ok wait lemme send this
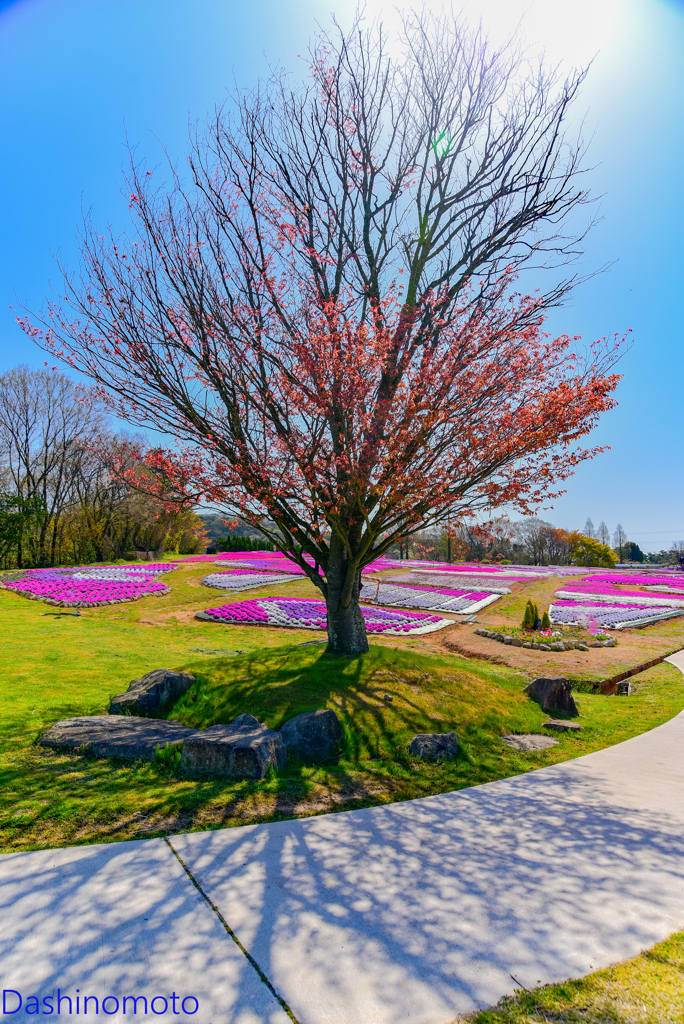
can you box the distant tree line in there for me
[199,515,276,553]
[389,517,682,568]
[0,366,207,568]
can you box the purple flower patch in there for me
[360,581,501,613]
[196,597,451,635]
[1,563,176,607]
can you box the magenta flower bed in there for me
[553,598,649,610]
[570,572,684,594]
[207,551,557,578]
[389,572,513,592]
[557,582,684,607]
[365,558,553,576]
[196,597,451,634]
[2,564,175,607]
[367,558,550,579]
[215,556,308,575]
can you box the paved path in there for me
[2,650,683,1023]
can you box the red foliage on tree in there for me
[19,12,625,653]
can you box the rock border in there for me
[474,627,616,652]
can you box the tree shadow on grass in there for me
[0,645,562,851]
[159,643,535,830]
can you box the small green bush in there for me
[154,741,183,769]
[521,599,540,630]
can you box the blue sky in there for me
[0,0,682,550]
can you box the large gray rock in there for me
[544,719,582,732]
[408,732,459,762]
[40,715,199,761]
[279,709,343,763]
[502,733,558,752]
[109,669,195,716]
[525,677,578,717]
[181,713,286,779]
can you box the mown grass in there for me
[2,560,684,1017]
[1,613,683,853]
[467,930,684,1022]
[1,558,683,854]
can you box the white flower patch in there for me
[360,582,502,614]
[201,571,299,592]
[555,589,684,609]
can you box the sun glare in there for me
[357,0,620,69]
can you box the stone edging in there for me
[474,627,616,652]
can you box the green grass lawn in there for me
[1,558,683,852]
[468,930,684,1023]
[2,561,684,1017]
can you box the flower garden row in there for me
[201,568,505,615]
[196,597,451,635]
[0,564,176,607]
[474,627,616,651]
[4,550,684,639]
[549,571,684,630]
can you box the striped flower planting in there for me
[570,572,684,595]
[196,597,451,634]
[388,572,513,593]
[556,586,684,609]
[360,581,501,613]
[549,599,682,630]
[202,569,300,591]
[215,556,308,575]
[1,563,175,607]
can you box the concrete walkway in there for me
[2,651,684,1023]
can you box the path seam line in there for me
[164,836,300,1024]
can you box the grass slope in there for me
[1,558,683,853]
[2,628,683,852]
[468,930,684,1023]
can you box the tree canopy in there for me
[22,11,624,652]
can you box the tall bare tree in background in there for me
[0,366,206,566]
[0,366,104,565]
[671,540,684,567]
[597,521,610,545]
[613,523,627,562]
[583,517,596,539]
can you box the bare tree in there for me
[518,518,560,565]
[597,520,610,544]
[25,11,623,653]
[583,517,596,539]
[671,540,684,567]
[0,366,105,566]
[613,523,627,562]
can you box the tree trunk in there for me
[325,542,369,655]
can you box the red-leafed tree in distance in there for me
[21,10,626,654]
